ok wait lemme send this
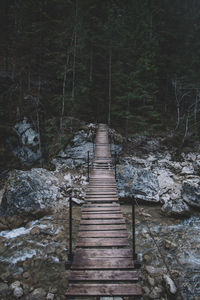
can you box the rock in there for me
[122,156,150,169]
[0,271,11,281]
[181,179,200,208]
[1,168,60,217]
[193,160,200,175]
[30,226,40,235]
[72,197,84,205]
[22,272,30,279]
[142,286,151,296]
[185,152,196,162]
[110,143,123,155]
[117,164,159,202]
[149,286,163,299]
[158,170,175,195]
[0,282,9,296]
[161,199,190,217]
[145,265,166,275]
[13,287,23,298]
[181,166,195,175]
[46,292,55,300]
[56,129,94,169]
[163,239,177,250]
[10,281,21,290]
[140,212,152,218]
[147,275,155,287]
[49,287,57,294]
[30,288,46,300]
[8,117,41,166]
[0,221,8,230]
[163,274,177,295]
[53,125,122,170]
[143,254,151,263]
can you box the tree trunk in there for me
[108,43,112,126]
[72,0,78,101]
[89,47,93,83]
[125,98,130,141]
[36,73,42,167]
[60,64,67,130]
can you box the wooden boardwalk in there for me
[66,124,142,298]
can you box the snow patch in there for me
[0,249,37,264]
[0,220,48,239]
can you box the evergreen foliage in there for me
[1,0,200,156]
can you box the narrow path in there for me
[66,124,142,298]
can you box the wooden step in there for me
[76,237,129,247]
[78,230,128,238]
[75,248,133,258]
[72,257,135,269]
[69,270,138,281]
[79,224,127,231]
[66,283,142,296]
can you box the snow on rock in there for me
[0,220,48,239]
[0,249,37,264]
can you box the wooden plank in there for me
[83,203,120,207]
[81,211,121,214]
[79,224,127,231]
[76,237,129,247]
[72,257,134,269]
[80,219,125,225]
[86,195,118,198]
[69,270,138,281]
[81,207,120,212]
[86,192,117,194]
[66,284,142,296]
[78,230,128,238]
[85,200,119,203]
[75,248,133,258]
[82,213,123,219]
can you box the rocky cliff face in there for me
[116,137,200,216]
[7,117,42,166]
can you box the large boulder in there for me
[7,117,41,166]
[55,128,95,169]
[181,179,200,208]
[53,124,122,169]
[161,199,190,217]
[117,164,159,202]
[1,168,61,217]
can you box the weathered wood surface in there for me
[74,248,133,258]
[80,218,125,224]
[78,230,128,238]
[69,270,138,281]
[66,124,141,298]
[72,257,135,269]
[76,237,129,247]
[79,224,127,231]
[67,283,142,296]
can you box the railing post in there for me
[92,137,95,154]
[114,151,117,180]
[132,200,136,259]
[66,193,73,268]
[87,150,90,181]
[132,199,141,269]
